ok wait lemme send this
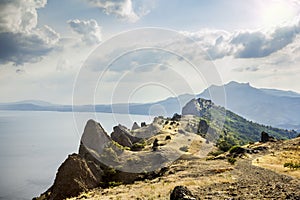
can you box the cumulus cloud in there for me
[68,19,102,45]
[183,18,300,60]
[86,0,152,22]
[0,0,60,65]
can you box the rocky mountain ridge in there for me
[35,114,209,200]
[35,98,299,200]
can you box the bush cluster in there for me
[284,162,300,170]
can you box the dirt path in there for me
[193,158,300,199]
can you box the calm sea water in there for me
[0,111,153,200]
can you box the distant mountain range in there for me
[1,81,300,131]
[199,81,300,131]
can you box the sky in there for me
[1,0,300,104]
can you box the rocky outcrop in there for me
[111,124,142,147]
[132,117,164,139]
[182,98,213,117]
[43,154,102,200]
[170,186,196,200]
[131,122,140,130]
[36,117,200,200]
[198,119,209,134]
[171,113,181,121]
[80,119,112,155]
[260,131,276,143]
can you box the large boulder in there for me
[111,125,141,147]
[80,119,112,155]
[260,131,276,143]
[45,154,102,200]
[170,186,196,200]
[198,119,209,134]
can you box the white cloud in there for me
[0,0,60,65]
[68,19,102,45]
[0,0,46,33]
[182,17,300,60]
[86,0,153,22]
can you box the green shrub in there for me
[131,141,146,151]
[284,162,300,170]
[208,150,224,157]
[227,157,236,165]
[217,140,233,152]
[112,141,130,151]
[108,181,122,188]
[229,146,244,154]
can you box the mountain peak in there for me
[226,81,250,87]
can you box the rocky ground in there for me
[68,137,300,200]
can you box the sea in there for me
[0,111,153,200]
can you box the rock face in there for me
[131,122,140,130]
[170,186,196,200]
[171,113,181,121]
[36,116,200,200]
[80,119,112,155]
[198,119,209,134]
[111,124,141,147]
[44,154,102,200]
[260,131,275,143]
[182,98,213,117]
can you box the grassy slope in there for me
[199,105,298,146]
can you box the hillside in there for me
[67,136,300,200]
[182,98,298,150]
[199,81,300,130]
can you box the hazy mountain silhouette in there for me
[1,81,300,130]
[199,81,300,130]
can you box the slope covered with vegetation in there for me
[189,98,298,152]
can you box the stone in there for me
[80,119,112,155]
[165,135,171,140]
[198,119,209,134]
[131,122,140,130]
[152,138,159,151]
[170,186,196,200]
[111,124,141,147]
[260,131,276,143]
[171,113,182,121]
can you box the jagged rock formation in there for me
[111,124,141,148]
[36,116,205,200]
[131,122,140,130]
[171,113,182,121]
[260,131,276,143]
[36,98,299,200]
[44,154,102,200]
[198,119,209,134]
[182,98,213,117]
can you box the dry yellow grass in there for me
[253,149,300,179]
[68,159,234,200]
